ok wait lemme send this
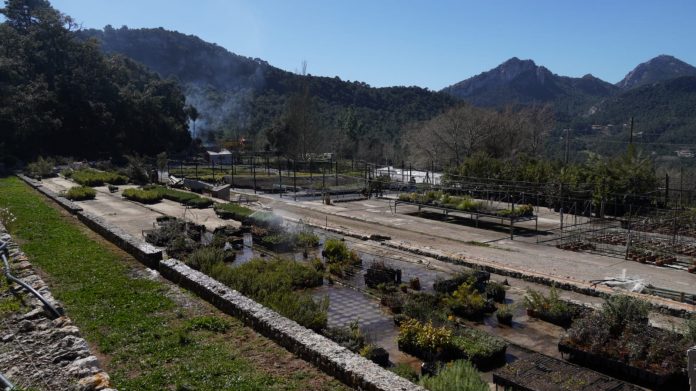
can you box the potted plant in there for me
[496,304,513,325]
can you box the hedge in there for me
[65,186,96,201]
[122,188,163,204]
[72,169,128,186]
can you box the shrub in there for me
[403,292,447,323]
[398,319,452,356]
[391,363,419,383]
[450,328,507,367]
[601,295,650,334]
[418,360,488,391]
[65,186,96,201]
[323,239,361,277]
[433,271,489,294]
[484,281,506,303]
[296,229,320,248]
[72,168,128,186]
[186,247,227,270]
[360,344,390,367]
[213,202,253,221]
[25,156,55,179]
[145,185,214,208]
[122,188,163,204]
[523,287,574,325]
[324,320,366,352]
[496,304,513,325]
[497,204,534,218]
[444,282,489,319]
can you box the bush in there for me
[418,360,488,391]
[359,344,389,367]
[122,188,163,204]
[185,197,214,209]
[451,327,506,366]
[213,202,254,221]
[444,282,490,319]
[64,186,96,201]
[145,185,213,208]
[403,292,447,323]
[324,320,366,352]
[523,287,575,327]
[496,304,513,325]
[398,319,452,357]
[601,294,650,334]
[484,281,506,303]
[323,239,361,277]
[72,168,128,186]
[186,247,227,270]
[25,156,55,179]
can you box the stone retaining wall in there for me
[0,224,115,391]
[159,259,424,391]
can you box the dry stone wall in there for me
[0,224,115,391]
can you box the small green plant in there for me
[323,239,361,277]
[185,316,230,333]
[484,281,506,303]
[122,188,163,204]
[496,304,513,325]
[186,247,227,270]
[64,186,96,201]
[391,363,419,383]
[418,360,488,391]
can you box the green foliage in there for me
[64,186,96,201]
[600,295,650,334]
[1,4,191,161]
[25,157,55,178]
[122,188,163,204]
[685,316,696,344]
[185,316,230,333]
[213,202,254,220]
[418,360,488,391]
[195,257,327,331]
[322,239,361,277]
[450,328,507,361]
[523,287,570,318]
[398,319,452,353]
[402,292,447,323]
[444,283,487,318]
[185,247,226,270]
[72,169,128,187]
[323,320,366,352]
[390,363,419,383]
[146,185,214,208]
[484,281,506,302]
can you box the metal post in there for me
[252,155,257,194]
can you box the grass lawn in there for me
[0,176,348,391]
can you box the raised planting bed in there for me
[397,319,506,370]
[559,295,691,389]
[213,202,254,221]
[493,352,643,391]
[558,340,687,389]
[523,288,589,329]
[145,185,214,208]
[64,185,96,201]
[364,261,402,288]
[122,188,163,204]
[433,270,490,294]
[72,168,128,186]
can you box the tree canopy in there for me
[0,0,192,164]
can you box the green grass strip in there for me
[0,176,347,391]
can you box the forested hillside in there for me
[80,26,457,161]
[0,1,191,164]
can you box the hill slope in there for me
[441,57,618,116]
[617,55,696,90]
[79,26,456,159]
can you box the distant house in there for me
[206,149,233,165]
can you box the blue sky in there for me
[48,0,696,90]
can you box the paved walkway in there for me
[239,190,696,299]
[40,177,235,238]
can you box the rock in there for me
[77,372,110,391]
[1,334,14,342]
[52,316,72,328]
[18,320,35,333]
[20,307,45,321]
[54,326,80,339]
[67,356,100,377]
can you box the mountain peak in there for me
[617,55,696,90]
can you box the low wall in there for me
[18,174,83,214]
[159,259,424,391]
